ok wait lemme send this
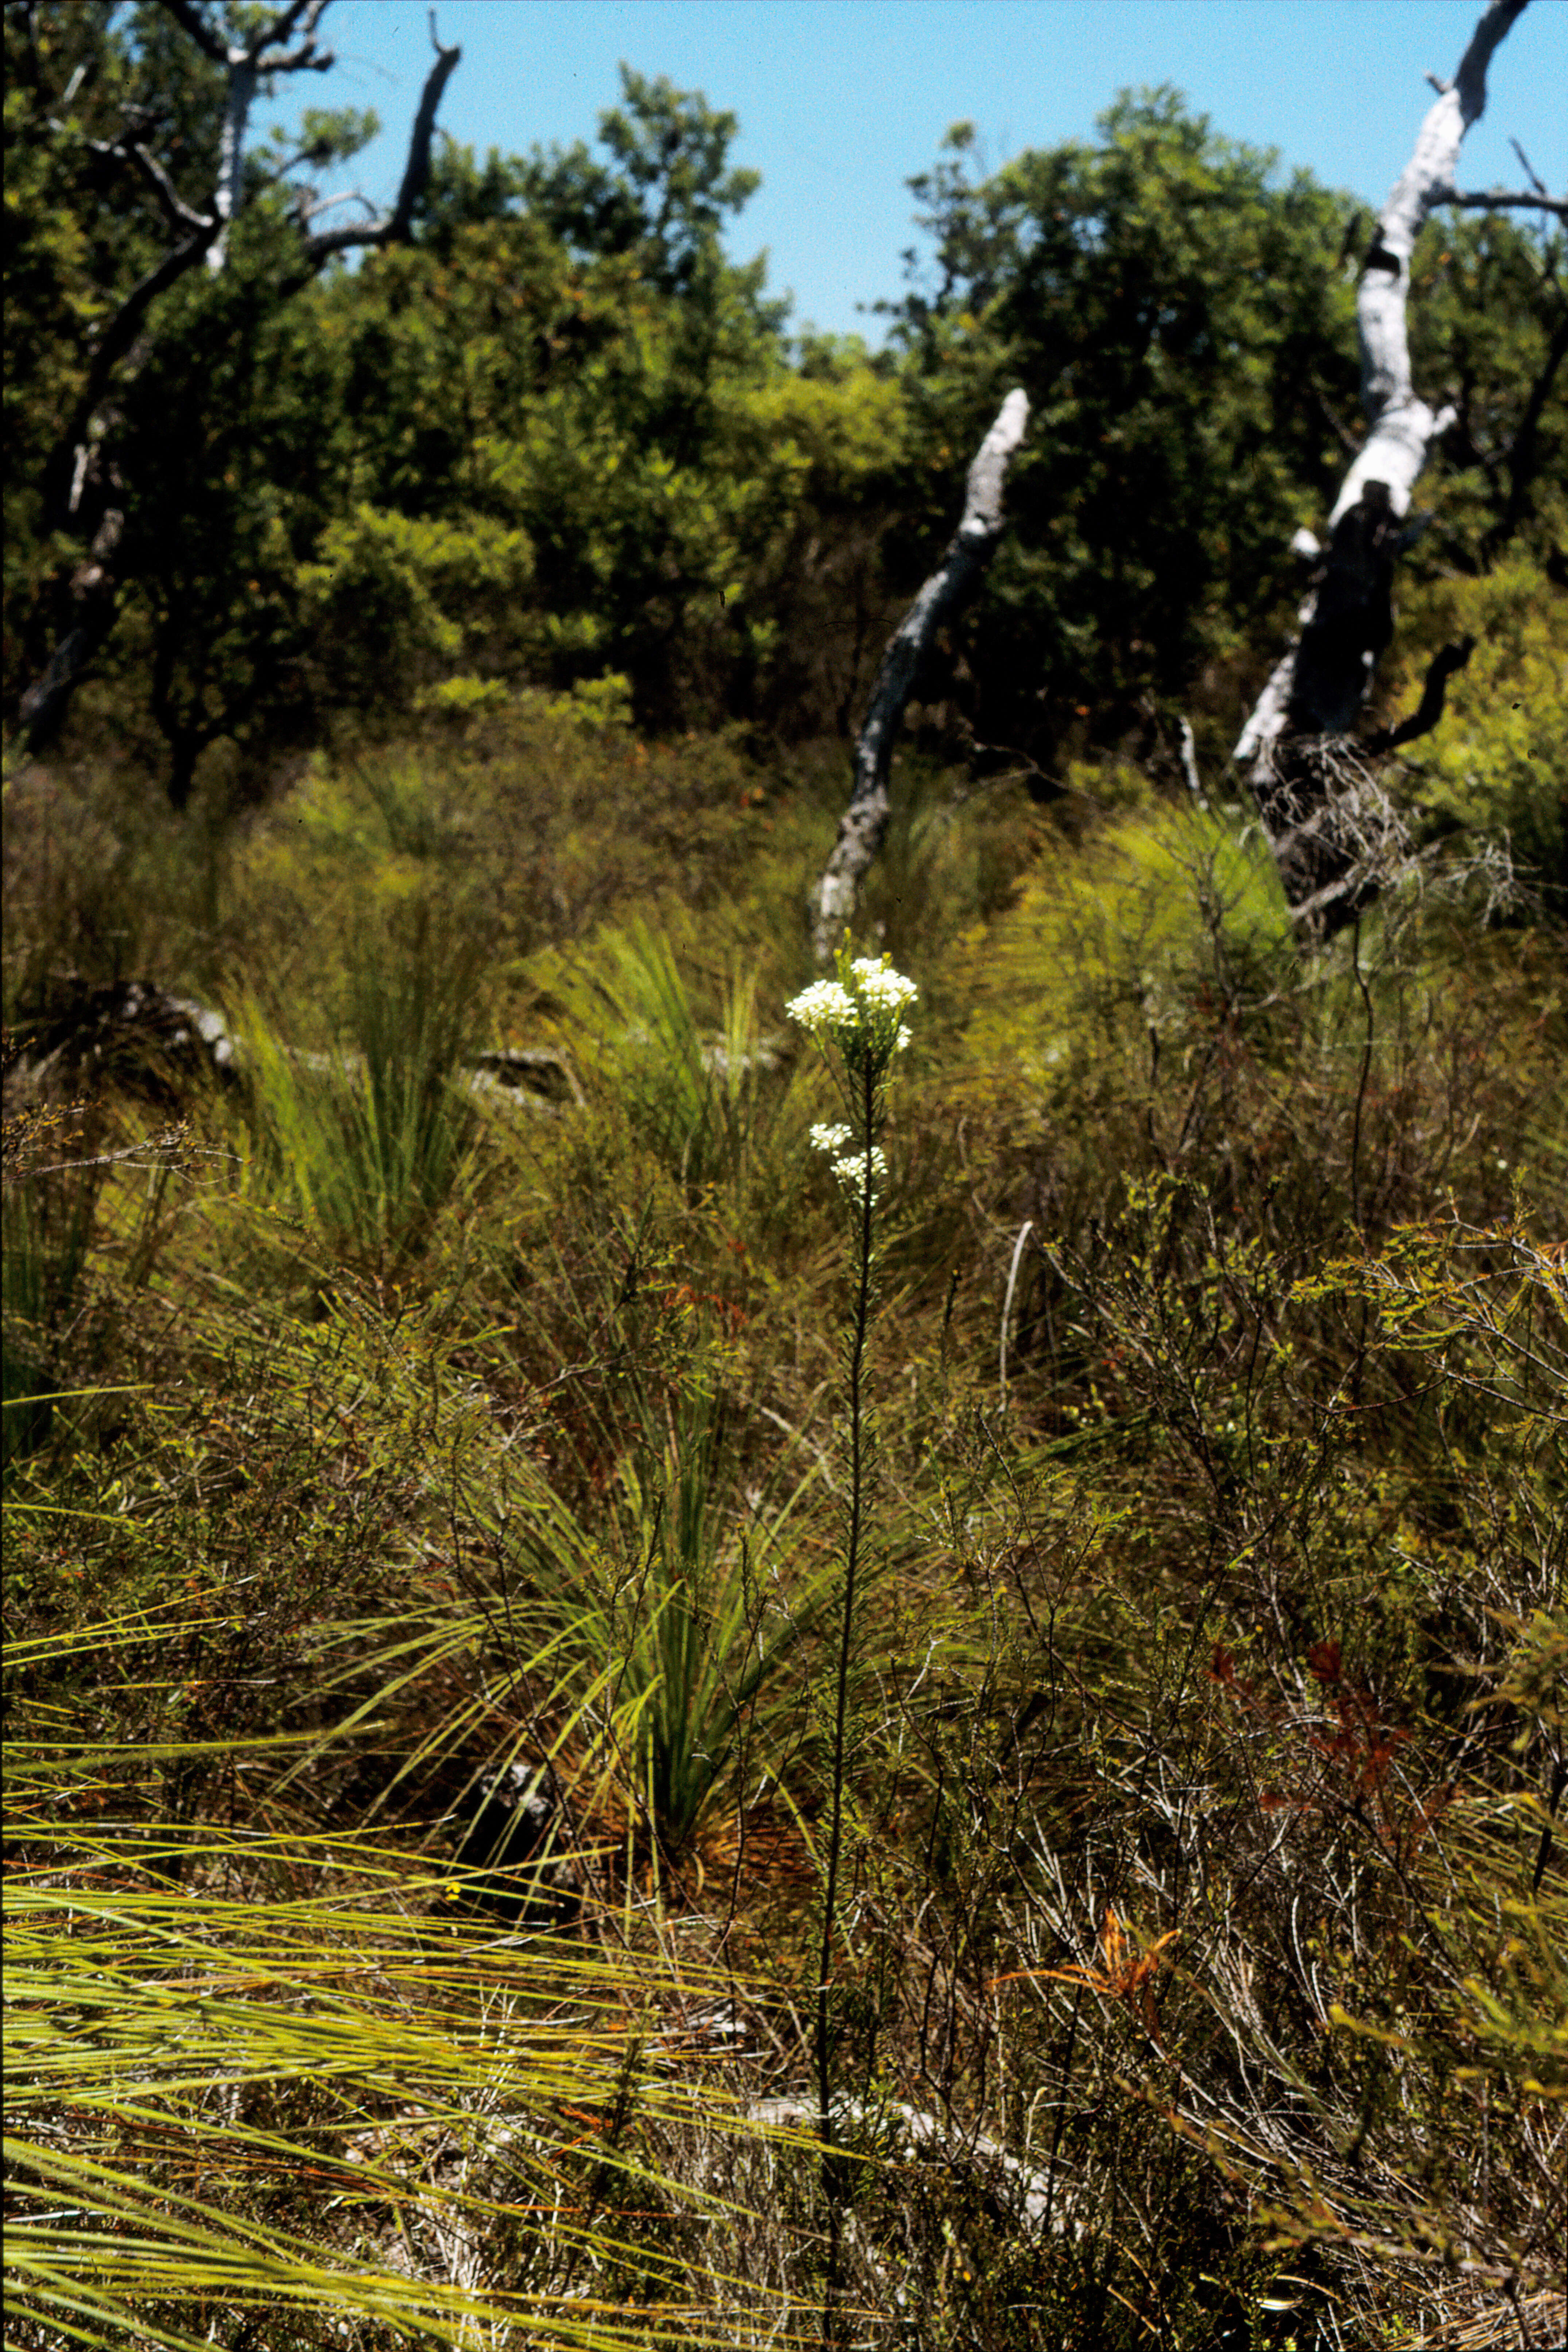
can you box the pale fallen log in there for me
[745,2094,1083,2235]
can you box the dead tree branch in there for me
[811,388,1029,960]
[1362,637,1476,754]
[13,510,127,753]
[42,223,221,534]
[11,1,459,767]
[1437,185,1568,219]
[154,1,335,271]
[297,15,461,269]
[1510,137,1548,196]
[1234,0,1532,927]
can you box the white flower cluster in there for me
[791,956,915,1209]
[787,979,857,1036]
[849,958,917,1018]
[834,1143,887,1202]
[786,955,917,1071]
[810,1123,888,1203]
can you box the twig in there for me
[999,1220,1035,1410]
[1362,636,1475,753]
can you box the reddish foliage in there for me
[1306,1636,1343,1686]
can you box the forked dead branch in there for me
[1235,0,1556,929]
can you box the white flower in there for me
[810,1122,853,1154]
[832,1144,888,1201]
[850,958,918,1014]
[791,953,915,1092]
[786,979,856,1033]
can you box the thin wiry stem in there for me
[1349,914,1376,1233]
[815,1046,878,2342]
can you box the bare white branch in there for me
[811,389,1029,959]
[1235,0,1530,779]
[1178,717,1209,814]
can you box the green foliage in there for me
[8,19,1559,861]
[295,504,533,715]
[1,4,374,792]
[237,902,490,1270]
[2,1,227,553]
[1386,555,1568,915]
[109,206,354,804]
[886,92,1363,766]
[6,1665,809,2348]
[1,1157,96,1467]
[487,65,766,301]
[533,920,779,1198]
[1406,209,1568,573]
[7,716,1567,2343]
[482,1381,831,1858]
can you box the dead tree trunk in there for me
[156,1,335,271]
[811,388,1029,961]
[1235,0,1532,929]
[8,1,460,775]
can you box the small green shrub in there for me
[237,902,488,1271]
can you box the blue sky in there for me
[272,1,1567,339]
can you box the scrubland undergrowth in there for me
[4,699,1565,2349]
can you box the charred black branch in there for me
[1362,637,1476,753]
[1436,184,1568,220]
[40,220,219,536]
[1286,480,1402,739]
[298,15,460,268]
[152,0,228,63]
[1452,0,1531,116]
[12,509,125,757]
[251,0,335,77]
[388,15,459,236]
[1510,137,1548,197]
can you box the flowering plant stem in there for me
[814,1047,876,2337]
[786,949,917,2345]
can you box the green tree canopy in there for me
[882,92,1367,771]
[4,27,1560,847]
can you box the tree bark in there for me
[811,387,1029,960]
[211,53,260,270]
[1234,0,1532,926]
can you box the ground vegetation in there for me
[4,8,1565,2346]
